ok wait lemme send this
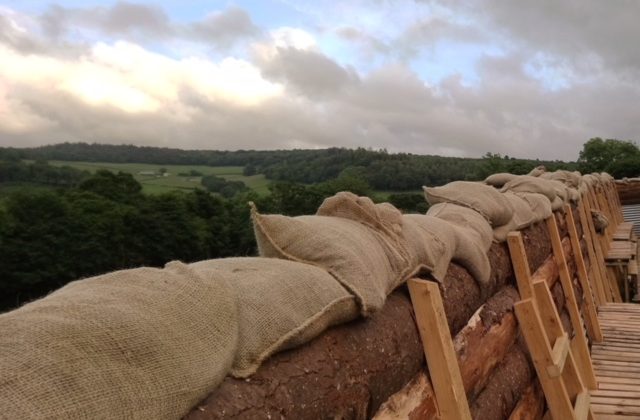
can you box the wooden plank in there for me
[407,278,471,420]
[564,203,603,343]
[514,299,575,420]
[546,215,598,390]
[549,333,570,378]
[573,390,590,420]
[590,397,640,408]
[578,199,610,304]
[507,232,534,300]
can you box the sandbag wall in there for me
[187,170,604,420]
[185,212,585,420]
[0,168,610,420]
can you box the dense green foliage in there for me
[7,142,577,190]
[578,138,640,178]
[201,174,248,198]
[0,140,607,313]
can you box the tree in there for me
[578,138,640,174]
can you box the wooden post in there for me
[547,216,598,390]
[407,278,472,420]
[507,232,534,300]
[564,204,603,343]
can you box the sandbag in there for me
[501,175,557,201]
[402,214,456,282]
[485,172,517,188]
[189,258,358,378]
[251,205,408,315]
[492,192,537,242]
[427,203,493,250]
[591,210,609,234]
[515,192,553,221]
[540,170,581,188]
[403,214,491,289]
[423,181,514,226]
[551,196,565,212]
[528,165,546,177]
[316,192,403,238]
[0,262,238,420]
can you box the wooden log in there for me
[374,287,520,419]
[185,292,424,420]
[508,382,545,420]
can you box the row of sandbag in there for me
[0,169,613,420]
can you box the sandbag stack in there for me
[0,168,614,420]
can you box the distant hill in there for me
[1,142,578,190]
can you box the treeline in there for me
[4,143,578,190]
[0,160,89,186]
[0,164,402,312]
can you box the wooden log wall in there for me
[185,206,592,420]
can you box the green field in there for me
[47,161,271,195]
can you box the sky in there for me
[0,1,638,160]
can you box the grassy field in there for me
[47,161,271,195]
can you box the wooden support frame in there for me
[407,278,471,420]
[508,227,596,420]
[546,215,598,389]
[563,204,603,343]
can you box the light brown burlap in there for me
[189,257,358,378]
[0,262,238,420]
[316,191,404,238]
[422,204,492,289]
[501,175,557,201]
[484,172,517,188]
[540,170,582,188]
[426,203,493,250]
[528,165,547,177]
[492,192,538,242]
[251,205,408,315]
[423,181,514,226]
[514,192,552,222]
[591,210,609,234]
[402,214,456,282]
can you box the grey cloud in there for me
[0,14,41,53]
[335,26,390,55]
[37,3,259,49]
[189,7,260,47]
[258,47,359,98]
[101,1,172,36]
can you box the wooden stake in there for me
[564,204,603,343]
[547,215,598,390]
[407,278,471,420]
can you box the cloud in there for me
[189,6,260,47]
[1,1,640,162]
[36,2,259,49]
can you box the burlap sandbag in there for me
[501,175,557,201]
[528,165,546,177]
[423,181,514,226]
[485,172,517,188]
[316,192,403,239]
[492,192,537,242]
[551,196,565,212]
[402,214,456,282]
[0,262,238,420]
[251,205,407,315]
[189,257,358,378]
[426,203,492,250]
[402,214,490,289]
[592,210,609,234]
[540,170,582,188]
[515,192,553,222]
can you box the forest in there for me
[0,138,637,312]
